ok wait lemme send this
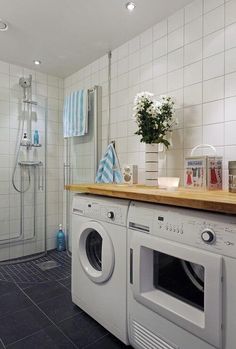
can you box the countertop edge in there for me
[65,184,236,215]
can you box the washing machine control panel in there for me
[107,211,115,219]
[100,206,126,225]
[72,196,128,226]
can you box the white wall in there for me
[0,61,64,260]
[65,0,236,188]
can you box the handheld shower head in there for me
[19,74,33,101]
[19,75,32,89]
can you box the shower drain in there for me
[36,260,61,271]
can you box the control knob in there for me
[107,211,114,219]
[201,229,215,244]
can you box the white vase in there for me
[145,143,160,186]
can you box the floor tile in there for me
[86,334,132,348]
[37,292,82,324]
[0,250,71,284]
[0,290,32,319]
[16,281,42,290]
[22,281,68,304]
[0,305,50,346]
[58,312,108,348]
[7,325,76,349]
[59,276,71,290]
[0,281,18,296]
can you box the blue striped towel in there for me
[95,143,123,184]
[63,89,88,137]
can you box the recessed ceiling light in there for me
[33,60,42,65]
[126,2,136,11]
[0,20,8,31]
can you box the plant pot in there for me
[145,143,159,186]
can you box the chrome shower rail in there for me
[0,161,44,246]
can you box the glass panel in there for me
[86,230,102,271]
[0,95,47,266]
[153,251,204,310]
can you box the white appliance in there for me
[72,194,129,345]
[128,201,236,349]
[122,165,138,184]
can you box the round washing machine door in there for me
[78,221,115,284]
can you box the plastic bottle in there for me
[33,130,39,145]
[56,224,66,251]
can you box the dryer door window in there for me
[86,230,102,271]
[153,251,204,311]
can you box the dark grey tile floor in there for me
[0,250,71,283]
[0,275,132,348]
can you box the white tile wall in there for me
[64,0,236,189]
[0,62,64,261]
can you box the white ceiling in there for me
[0,0,192,78]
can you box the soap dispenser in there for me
[56,224,66,252]
[33,130,39,145]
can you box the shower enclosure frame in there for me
[0,88,48,265]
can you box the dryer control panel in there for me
[72,194,129,226]
[128,201,236,258]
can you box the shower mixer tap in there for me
[20,132,32,149]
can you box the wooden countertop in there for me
[65,184,236,214]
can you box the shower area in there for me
[0,75,47,266]
[0,76,102,282]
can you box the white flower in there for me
[154,100,161,108]
[134,91,154,105]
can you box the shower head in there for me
[19,75,32,89]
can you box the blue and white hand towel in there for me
[63,89,88,137]
[95,143,123,184]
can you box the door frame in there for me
[78,221,115,283]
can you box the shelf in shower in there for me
[20,143,42,147]
[18,160,43,166]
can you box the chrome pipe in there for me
[33,166,36,239]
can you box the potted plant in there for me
[133,92,176,185]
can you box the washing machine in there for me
[127,201,236,349]
[72,194,130,345]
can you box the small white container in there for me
[158,177,180,190]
